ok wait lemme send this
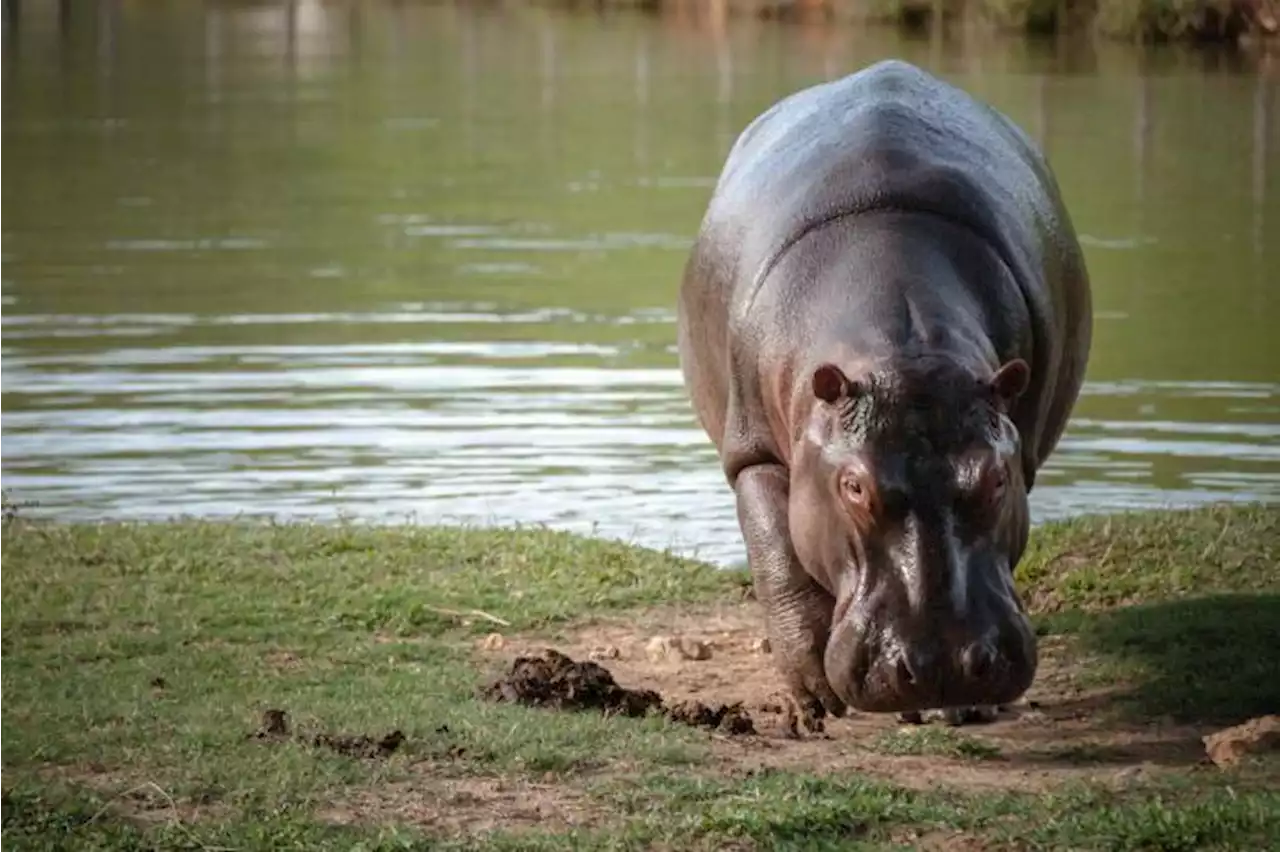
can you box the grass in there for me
[1015,503,1277,610]
[3,503,1279,850]
[870,726,1004,760]
[1019,503,1280,724]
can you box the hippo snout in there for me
[888,641,996,689]
[829,615,1038,714]
[896,641,997,688]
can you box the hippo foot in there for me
[778,691,830,739]
[896,710,925,725]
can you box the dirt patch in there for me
[249,709,406,759]
[482,648,756,735]
[263,649,303,670]
[477,600,1219,793]
[316,771,607,835]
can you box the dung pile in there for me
[482,649,756,736]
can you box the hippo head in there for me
[788,355,1037,714]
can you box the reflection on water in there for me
[2,2,1278,566]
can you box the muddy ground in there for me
[471,600,1225,794]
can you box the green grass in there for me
[3,503,1278,850]
[870,726,1003,760]
[1019,503,1280,724]
[5,771,1277,851]
[1016,503,1277,610]
[1,521,738,782]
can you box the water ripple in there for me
[105,237,269,252]
[3,320,1277,565]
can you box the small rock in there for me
[679,637,712,661]
[645,635,680,662]
[751,637,772,655]
[897,710,925,725]
[589,644,621,661]
[1203,715,1280,768]
[645,635,711,662]
[479,633,506,651]
[1113,765,1145,784]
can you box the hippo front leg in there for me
[735,463,846,733]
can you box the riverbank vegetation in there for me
[3,503,1278,849]
[551,0,1279,45]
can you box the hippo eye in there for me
[840,473,870,509]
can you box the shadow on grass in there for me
[1049,594,1280,727]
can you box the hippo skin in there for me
[676,60,1092,727]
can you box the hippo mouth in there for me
[827,606,1039,714]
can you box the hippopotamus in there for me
[677,60,1092,727]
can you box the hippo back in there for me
[689,60,1090,479]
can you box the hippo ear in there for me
[990,358,1030,408]
[812,363,855,404]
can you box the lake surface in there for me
[3,1,1278,565]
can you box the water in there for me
[3,2,1277,566]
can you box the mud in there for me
[249,709,406,759]
[482,649,757,736]
[468,602,1246,794]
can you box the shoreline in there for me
[5,490,1277,569]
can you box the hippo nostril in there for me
[894,648,934,690]
[961,642,997,681]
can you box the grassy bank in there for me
[2,503,1279,850]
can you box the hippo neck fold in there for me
[765,209,1032,458]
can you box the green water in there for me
[3,1,1277,564]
